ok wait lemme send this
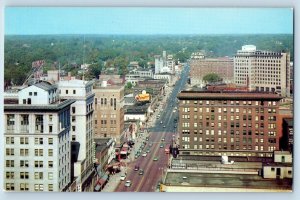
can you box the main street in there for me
[115,64,190,192]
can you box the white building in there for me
[234,45,290,97]
[154,73,173,86]
[4,82,74,192]
[58,79,95,192]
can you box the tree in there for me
[203,73,222,83]
[125,82,133,89]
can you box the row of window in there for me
[5,148,54,156]
[182,144,276,151]
[5,183,54,191]
[182,100,277,106]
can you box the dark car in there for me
[134,165,140,171]
[138,169,144,175]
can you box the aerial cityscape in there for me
[3,7,293,192]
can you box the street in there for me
[115,64,190,192]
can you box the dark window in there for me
[29,92,32,96]
[27,98,31,104]
[73,90,76,94]
[34,92,37,96]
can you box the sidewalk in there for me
[101,169,122,192]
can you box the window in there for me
[35,149,43,156]
[34,184,44,191]
[20,183,29,191]
[48,172,53,180]
[72,107,76,114]
[35,115,44,133]
[20,172,29,179]
[6,137,14,144]
[34,92,37,96]
[6,172,14,179]
[49,125,53,133]
[6,148,14,156]
[6,160,14,167]
[5,183,14,191]
[35,161,43,168]
[66,90,69,94]
[48,161,53,168]
[35,172,43,180]
[72,126,76,132]
[48,149,53,156]
[20,160,29,168]
[73,90,76,94]
[48,138,53,145]
[20,137,29,144]
[48,184,53,192]
[29,92,32,96]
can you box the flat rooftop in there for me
[164,172,292,190]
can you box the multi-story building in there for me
[155,51,175,74]
[4,82,74,192]
[93,82,125,145]
[234,45,290,97]
[58,79,95,192]
[190,57,234,86]
[177,90,282,157]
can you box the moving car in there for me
[160,144,164,148]
[125,180,132,187]
[142,152,147,157]
[153,157,159,161]
[134,165,140,171]
[163,125,166,128]
[138,169,144,175]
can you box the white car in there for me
[120,175,126,181]
[125,180,132,187]
[142,152,147,157]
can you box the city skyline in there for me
[5,7,293,35]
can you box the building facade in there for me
[234,45,290,97]
[177,91,282,157]
[190,57,234,86]
[58,79,95,192]
[4,82,74,192]
[93,83,125,145]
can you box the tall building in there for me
[234,45,290,97]
[190,57,234,86]
[93,82,125,146]
[177,90,282,157]
[4,82,74,192]
[154,51,175,74]
[58,79,95,192]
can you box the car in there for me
[134,154,139,159]
[174,125,177,128]
[160,121,163,124]
[146,137,149,141]
[160,144,164,148]
[153,157,159,161]
[138,169,144,175]
[161,138,165,141]
[146,149,150,153]
[125,180,132,187]
[142,152,147,157]
[163,125,166,128]
[149,143,153,147]
[120,175,126,181]
[134,165,140,171]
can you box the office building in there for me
[234,45,290,97]
[58,79,95,191]
[4,82,74,192]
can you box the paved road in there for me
[115,64,190,192]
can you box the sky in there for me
[5,7,293,35]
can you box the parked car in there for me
[125,180,132,187]
[142,152,147,157]
[153,157,159,161]
[134,165,140,171]
[120,175,126,181]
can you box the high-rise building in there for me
[93,82,125,146]
[177,90,282,157]
[4,82,74,192]
[234,45,290,97]
[190,57,234,86]
[58,79,95,192]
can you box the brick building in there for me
[190,57,234,86]
[177,90,282,157]
[93,83,125,145]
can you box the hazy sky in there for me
[5,7,293,35]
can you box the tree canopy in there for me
[203,73,222,83]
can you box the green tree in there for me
[203,73,222,83]
[125,82,133,89]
